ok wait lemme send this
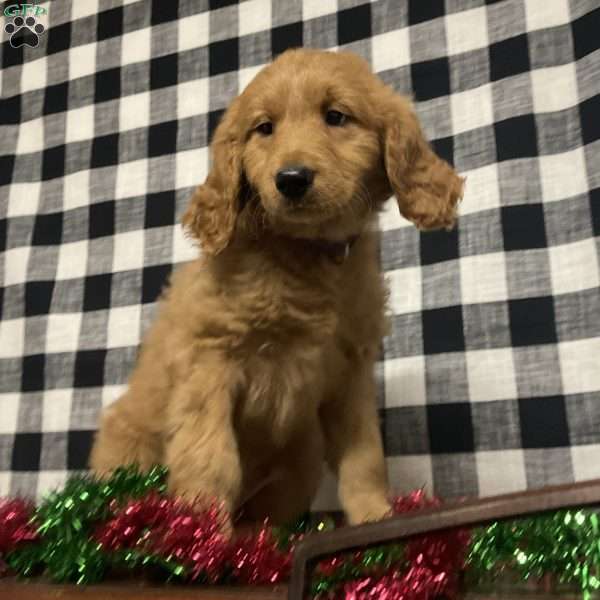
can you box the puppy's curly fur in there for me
[90,49,463,528]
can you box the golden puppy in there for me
[90,49,463,528]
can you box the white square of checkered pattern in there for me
[539,147,589,203]
[466,348,518,403]
[384,355,427,408]
[445,6,489,55]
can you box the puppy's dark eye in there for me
[256,122,273,135]
[325,110,347,126]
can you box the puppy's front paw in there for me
[346,496,393,526]
[168,481,234,537]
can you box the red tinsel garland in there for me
[94,493,292,584]
[311,491,470,599]
[94,493,232,582]
[341,566,452,600]
[0,483,469,598]
[397,491,470,598]
[230,528,293,584]
[0,499,38,573]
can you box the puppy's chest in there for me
[235,333,329,445]
[225,264,344,442]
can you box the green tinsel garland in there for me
[5,465,167,583]
[2,465,600,599]
[467,509,600,599]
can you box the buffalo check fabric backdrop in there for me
[0,0,599,505]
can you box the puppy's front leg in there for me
[165,355,242,522]
[321,362,391,525]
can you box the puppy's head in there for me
[184,49,464,254]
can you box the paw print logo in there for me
[4,16,45,48]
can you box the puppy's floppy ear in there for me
[182,98,243,255]
[382,92,464,230]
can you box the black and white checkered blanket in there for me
[0,0,599,506]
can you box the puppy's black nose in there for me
[275,165,314,199]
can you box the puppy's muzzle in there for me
[275,165,314,200]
